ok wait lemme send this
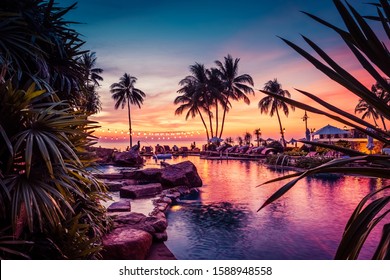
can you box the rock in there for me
[113,150,144,167]
[146,242,176,260]
[121,161,202,189]
[102,228,152,260]
[107,200,131,212]
[120,183,162,198]
[90,147,115,164]
[105,181,124,191]
[128,168,162,182]
[154,231,168,242]
[160,161,202,189]
[110,212,168,241]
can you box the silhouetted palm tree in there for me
[110,73,146,147]
[355,98,379,127]
[214,54,254,138]
[371,81,389,130]
[258,79,294,147]
[177,63,216,139]
[254,128,261,147]
[174,92,210,141]
[78,52,103,114]
[79,52,103,87]
[244,132,252,145]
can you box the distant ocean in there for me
[93,136,205,151]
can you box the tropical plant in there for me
[254,128,262,147]
[355,99,380,127]
[215,54,255,138]
[0,0,109,259]
[110,73,146,147]
[0,0,95,110]
[244,132,252,145]
[78,52,104,115]
[258,0,390,259]
[176,63,215,142]
[175,55,254,143]
[0,80,109,259]
[258,79,294,147]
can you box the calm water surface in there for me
[142,156,390,260]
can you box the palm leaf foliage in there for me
[258,0,390,259]
[175,55,254,143]
[0,0,109,259]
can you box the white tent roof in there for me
[313,124,347,135]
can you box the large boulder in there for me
[102,228,152,260]
[123,161,202,189]
[113,150,144,166]
[160,161,202,189]
[110,212,168,242]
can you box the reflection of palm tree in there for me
[110,73,146,147]
[258,79,294,147]
[215,54,254,139]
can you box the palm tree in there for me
[110,73,146,147]
[244,132,252,145]
[176,63,217,141]
[174,92,210,141]
[258,79,295,147]
[355,98,379,127]
[371,81,389,130]
[214,54,255,139]
[78,52,103,115]
[79,52,104,87]
[254,128,262,147]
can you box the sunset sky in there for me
[61,0,381,148]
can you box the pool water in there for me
[97,156,390,259]
[156,156,389,260]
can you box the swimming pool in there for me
[153,156,390,260]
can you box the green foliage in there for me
[0,81,109,259]
[259,0,390,259]
[0,0,103,115]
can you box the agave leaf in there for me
[258,155,374,211]
[335,196,390,259]
[376,7,390,39]
[0,124,13,156]
[346,185,390,230]
[372,223,390,259]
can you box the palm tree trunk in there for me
[127,99,132,147]
[197,108,210,142]
[215,101,219,138]
[205,96,214,138]
[219,94,229,139]
[275,108,286,148]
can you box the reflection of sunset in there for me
[164,157,390,259]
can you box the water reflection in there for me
[164,156,390,260]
